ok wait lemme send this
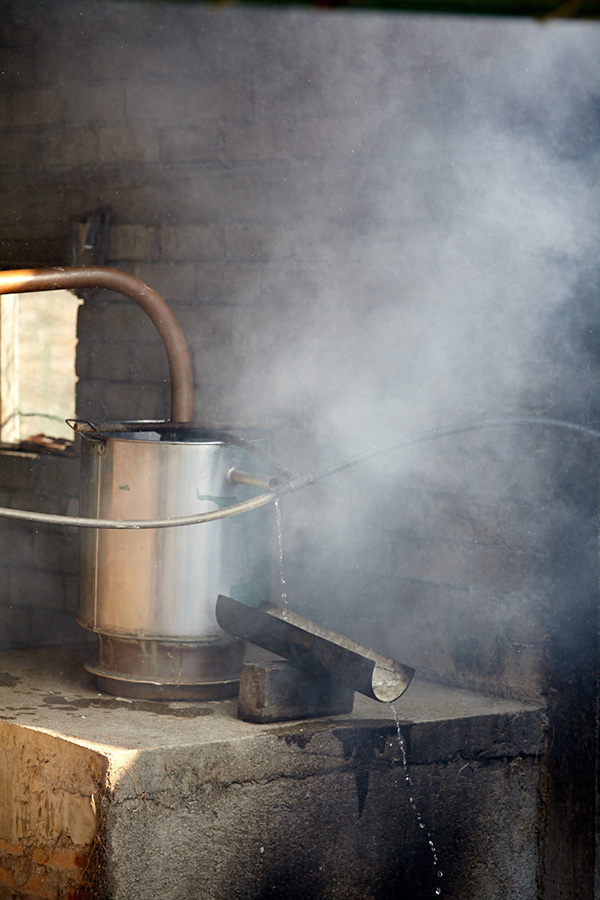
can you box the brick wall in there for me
[0,451,83,650]
[0,0,597,709]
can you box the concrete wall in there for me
[0,451,83,649]
[0,646,549,900]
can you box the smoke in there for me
[236,16,600,456]
[212,14,600,685]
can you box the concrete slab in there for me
[0,645,547,900]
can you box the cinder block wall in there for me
[0,0,597,711]
[0,452,82,648]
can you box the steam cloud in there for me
[229,16,600,452]
[215,13,600,674]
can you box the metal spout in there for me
[216,594,414,703]
[227,468,280,491]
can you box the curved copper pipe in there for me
[0,266,194,423]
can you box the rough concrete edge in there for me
[0,719,115,899]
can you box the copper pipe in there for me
[0,266,194,423]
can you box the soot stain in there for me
[334,727,390,818]
[42,695,213,718]
[282,732,314,750]
[0,672,20,687]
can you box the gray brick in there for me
[258,262,324,307]
[0,455,37,491]
[125,81,188,122]
[9,567,65,610]
[159,124,222,164]
[188,80,253,120]
[224,120,289,162]
[471,546,545,595]
[0,21,42,49]
[390,533,546,597]
[177,305,233,347]
[98,126,160,164]
[77,341,131,381]
[191,343,239,393]
[254,60,383,121]
[37,40,138,85]
[0,601,27,649]
[374,486,476,546]
[109,224,160,263]
[43,129,98,167]
[104,382,170,421]
[160,224,221,262]
[0,523,33,566]
[7,488,73,517]
[0,94,10,126]
[229,304,281,353]
[193,263,224,305]
[30,529,78,575]
[222,263,262,306]
[25,604,88,646]
[11,87,64,126]
[391,536,473,590]
[255,77,326,121]
[500,596,546,646]
[63,573,81,615]
[0,237,67,269]
[78,298,159,344]
[116,168,298,226]
[287,116,365,159]
[75,379,111,422]
[129,343,169,384]
[96,38,203,83]
[0,48,36,87]
[224,224,292,262]
[0,131,40,168]
[130,262,195,305]
[33,461,80,508]
[126,80,252,121]
[64,81,126,124]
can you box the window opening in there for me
[0,289,81,445]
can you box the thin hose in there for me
[307,416,600,483]
[0,416,598,530]
[0,490,277,530]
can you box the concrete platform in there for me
[0,645,547,900]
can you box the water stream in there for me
[274,501,442,894]
[389,703,443,897]
[274,498,289,617]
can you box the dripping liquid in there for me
[274,498,289,617]
[389,702,443,897]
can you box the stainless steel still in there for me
[78,424,273,699]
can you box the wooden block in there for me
[238,660,355,724]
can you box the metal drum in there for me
[78,424,273,699]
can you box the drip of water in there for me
[274,498,289,617]
[389,703,443,897]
